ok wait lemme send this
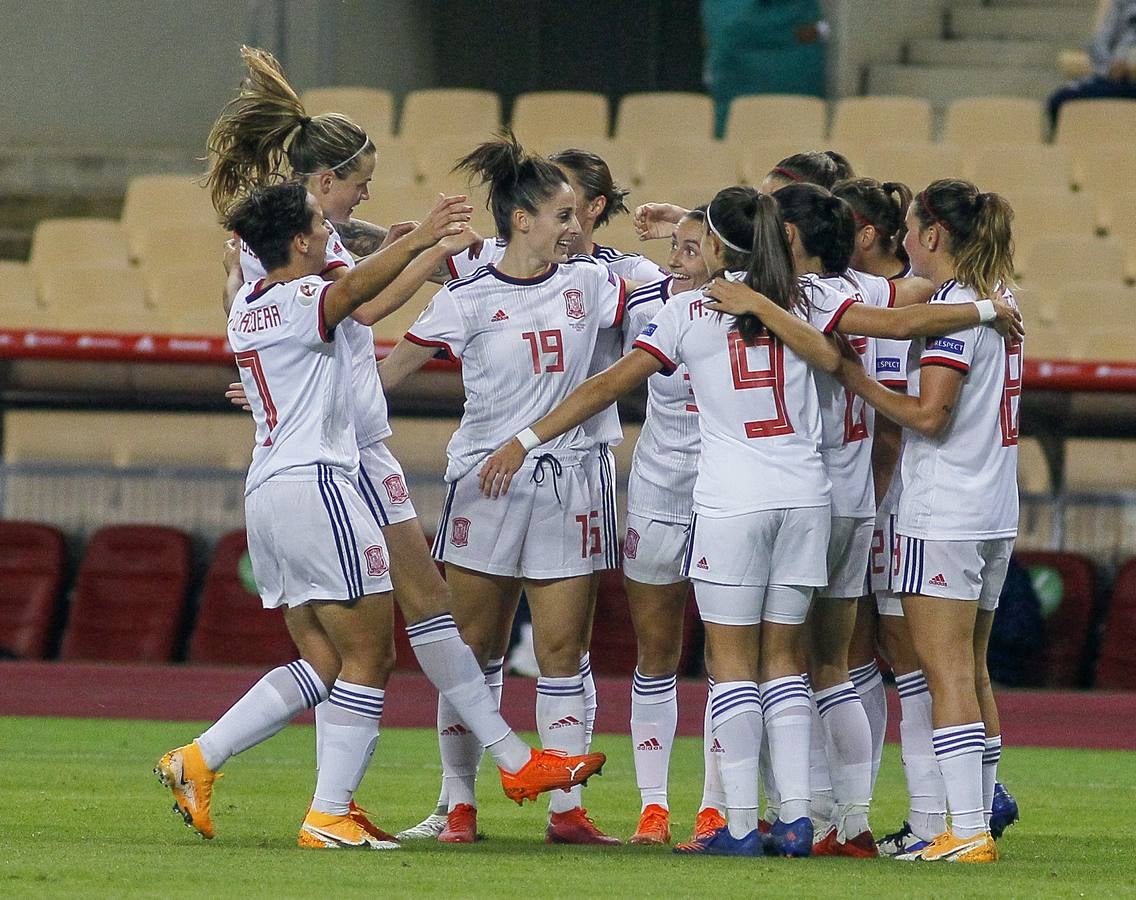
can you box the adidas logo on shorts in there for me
[440,723,471,736]
[636,737,663,751]
[549,715,583,729]
[490,309,509,322]
[929,573,949,587]
[696,557,709,570]
[710,738,725,754]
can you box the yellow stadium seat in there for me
[1054,98,1136,147]
[300,87,395,141]
[858,142,965,194]
[353,183,439,230]
[511,92,609,145]
[370,138,419,188]
[1009,190,1100,267]
[1017,437,1051,494]
[1069,143,1136,197]
[1064,439,1136,491]
[830,96,932,147]
[943,97,1045,146]
[383,416,459,477]
[1059,283,1136,359]
[39,267,160,332]
[134,224,229,272]
[601,217,671,270]
[964,144,1072,202]
[615,92,715,142]
[29,218,130,278]
[541,137,638,188]
[636,138,740,188]
[633,176,727,216]
[738,139,828,185]
[1021,237,1126,288]
[398,89,502,143]
[725,94,827,145]
[121,175,218,262]
[0,261,44,327]
[142,259,228,335]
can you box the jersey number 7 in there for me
[235,350,277,446]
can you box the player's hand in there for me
[834,345,868,391]
[989,290,1025,344]
[380,221,418,250]
[225,381,252,412]
[410,194,474,251]
[223,238,242,277]
[633,203,686,241]
[701,277,764,315]
[438,226,483,257]
[478,440,527,499]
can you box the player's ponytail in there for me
[549,148,631,228]
[833,177,913,264]
[455,132,568,240]
[768,150,856,191]
[737,192,802,344]
[775,183,855,275]
[206,45,373,216]
[913,179,1016,295]
[705,185,759,272]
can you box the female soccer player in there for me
[380,135,625,846]
[479,186,843,858]
[206,49,605,837]
[619,209,723,845]
[759,150,855,194]
[835,179,1021,864]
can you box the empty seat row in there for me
[298,87,1136,149]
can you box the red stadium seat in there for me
[59,525,191,663]
[1095,558,1136,691]
[0,521,66,658]
[588,570,702,677]
[187,530,296,667]
[1015,551,1098,688]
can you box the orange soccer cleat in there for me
[154,741,221,840]
[498,748,606,804]
[437,804,478,844]
[297,809,399,849]
[629,804,672,845]
[916,829,998,863]
[546,807,622,845]
[348,801,400,845]
[691,807,727,842]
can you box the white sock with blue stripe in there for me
[850,659,887,789]
[896,670,946,841]
[701,678,727,814]
[710,680,762,838]
[312,680,384,816]
[932,722,988,838]
[580,652,597,751]
[982,735,1001,826]
[537,675,587,814]
[630,669,678,811]
[760,675,813,823]
[807,698,834,830]
[196,660,327,771]
[815,680,873,839]
[408,614,530,774]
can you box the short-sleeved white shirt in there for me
[241,224,392,446]
[898,280,1021,540]
[406,257,627,482]
[623,277,700,522]
[632,285,829,518]
[228,275,358,494]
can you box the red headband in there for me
[918,191,954,235]
[852,210,877,231]
[773,166,803,183]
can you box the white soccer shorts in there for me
[246,466,394,609]
[896,535,1015,611]
[355,440,418,527]
[432,456,593,580]
[693,581,814,626]
[821,515,874,599]
[622,513,690,586]
[585,443,622,571]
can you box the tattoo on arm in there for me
[337,219,388,257]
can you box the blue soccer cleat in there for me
[674,825,763,857]
[766,816,813,857]
[989,782,1019,839]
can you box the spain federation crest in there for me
[564,289,585,319]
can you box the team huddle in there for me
[155,47,1024,863]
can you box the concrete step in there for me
[948,6,1095,41]
[908,37,1061,68]
[867,63,1065,108]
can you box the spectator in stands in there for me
[1047,0,1136,125]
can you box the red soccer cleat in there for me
[438,803,478,844]
[546,808,621,845]
[812,827,879,858]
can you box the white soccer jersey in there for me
[898,280,1021,540]
[633,288,829,517]
[445,237,506,279]
[624,277,700,523]
[228,275,358,494]
[406,257,627,481]
[241,224,392,446]
[805,271,892,517]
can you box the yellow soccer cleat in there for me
[154,741,220,840]
[917,829,998,863]
[298,809,400,849]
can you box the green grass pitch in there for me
[2,716,1133,898]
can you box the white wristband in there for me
[974,299,996,324]
[515,427,541,452]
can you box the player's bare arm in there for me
[336,218,389,256]
[221,238,243,314]
[702,278,841,374]
[322,195,472,331]
[377,338,439,391]
[633,202,688,241]
[838,355,963,439]
[478,349,662,499]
